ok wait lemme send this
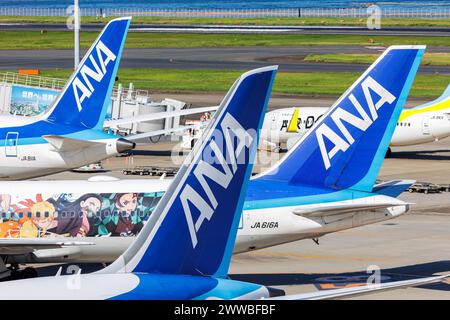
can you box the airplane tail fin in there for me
[398,82,450,122]
[255,46,425,193]
[42,17,131,130]
[373,179,415,197]
[287,107,299,133]
[440,83,450,101]
[101,66,277,278]
[413,82,450,110]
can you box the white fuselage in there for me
[391,112,450,146]
[0,115,122,180]
[0,179,408,264]
[261,107,450,150]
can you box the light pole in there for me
[74,0,80,69]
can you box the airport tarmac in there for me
[3,23,450,37]
[33,95,450,299]
[1,46,449,74]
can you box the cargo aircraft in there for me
[0,46,424,278]
[0,65,444,300]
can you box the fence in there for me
[0,7,449,19]
[1,72,65,90]
[0,72,150,101]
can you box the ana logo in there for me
[316,76,396,169]
[72,40,116,111]
[180,113,253,248]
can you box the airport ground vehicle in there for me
[122,166,177,176]
[408,182,441,194]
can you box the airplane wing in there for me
[293,202,409,218]
[125,124,199,142]
[0,238,94,255]
[43,135,102,152]
[269,274,448,300]
[104,106,218,128]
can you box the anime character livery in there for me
[0,192,159,238]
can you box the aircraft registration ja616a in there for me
[0,45,424,280]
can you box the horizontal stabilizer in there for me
[373,179,415,197]
[0,238,94,255]
[270,274,448,300]
[293,202,409,217]
[43,135,102,152]
[126,125,199,142]
[104,106,218,128]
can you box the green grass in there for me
[304,52,450,66]
[1,31,449,49]
[36,68,449,98]
[2,15,450,27]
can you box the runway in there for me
[2,23,450,36]
[1,46,450,74]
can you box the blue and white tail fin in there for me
[256,46,425,193]
[101,66,277,278]
[42,17,131,130]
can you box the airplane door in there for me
[422,117,431,135]
[270,113,277,131]
[5,132,19,157]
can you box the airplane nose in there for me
[116,138,136,153]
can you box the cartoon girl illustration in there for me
[49,193,102,237]
[19,197,57,238]
[105,193,143,237]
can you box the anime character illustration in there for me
[15,195,57,238]
[102,193,144,237]
[49,193,102,237]
[0,192,163,238]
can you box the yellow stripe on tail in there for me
[287,107,299,133]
